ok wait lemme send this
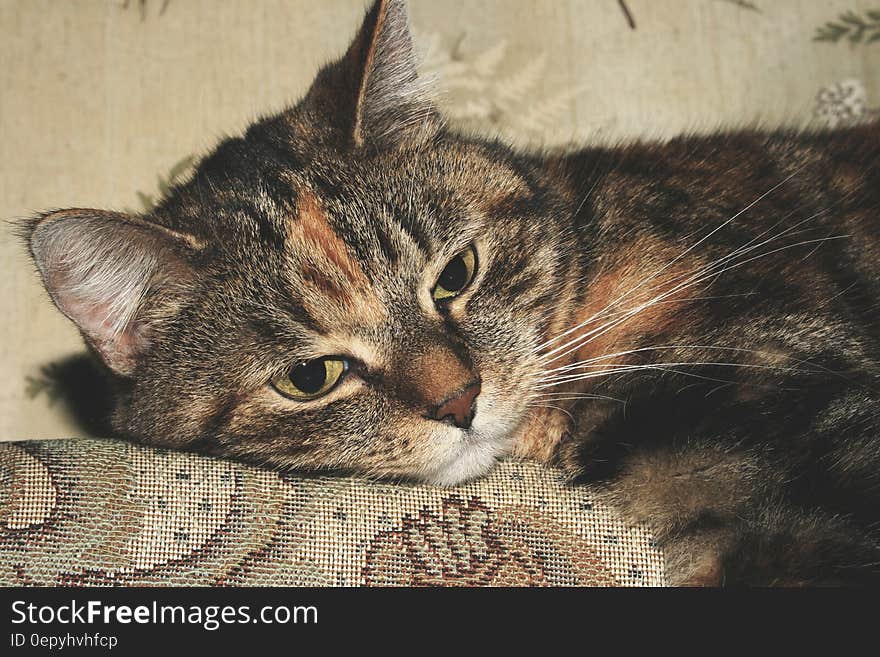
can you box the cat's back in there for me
[555,121,880,372]
[570,122,880,306]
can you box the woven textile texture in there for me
[3,1,879,588]
[0,439,665,586]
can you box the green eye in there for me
[432,246,477,302]
[272,357,349,401]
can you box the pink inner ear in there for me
[30,208,194,377]
[56,285,146,375]
[44,256,152,377]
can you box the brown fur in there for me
[408,346,476,409]
[22,1,880,585]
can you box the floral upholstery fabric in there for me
[0,439,664,586]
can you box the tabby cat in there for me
[24,0,880,585]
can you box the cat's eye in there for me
[432,246,477,302]
[271,357,349,401]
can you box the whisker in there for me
[530,392,627,404]
[538,225,844,365]
[535,360,823,389]
[541,344,829,376]
[532,167,809,354]
[211,291,287,315]
[538,365,750,390]
[528,403,576,422]
[535,197,833,366]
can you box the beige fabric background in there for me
[2,0,879,440]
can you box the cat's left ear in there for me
[26,209,199,377]
[303,0,441,149]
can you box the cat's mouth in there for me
[422,391,520,486]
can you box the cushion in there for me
[0,439,665,586]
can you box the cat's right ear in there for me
[25,209,199,377]
[302,0,441,149]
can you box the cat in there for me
[23,0,880,586]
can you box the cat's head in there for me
[25,0,569,485]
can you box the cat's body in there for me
[24,0,880,585]
[533,128,880,585]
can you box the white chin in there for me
[424,424,515,487]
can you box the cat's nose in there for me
[430,381,481,430]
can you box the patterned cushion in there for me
[6,0,876,589]
[0,439,665,586]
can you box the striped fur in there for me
[24,0,880,585]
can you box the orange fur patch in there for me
[289,191,386,326]
[516,235,703,462]
[558,235,702,383]
[513,406,569,462]
[296,192,369,287]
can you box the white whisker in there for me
[535,359,822,390]
[541,344,828,376]
[532,167,808,355]
[539,222,844,366]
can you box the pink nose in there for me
[430,382,481,429]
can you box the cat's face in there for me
[132,138,566,485]
[26,0,569,484]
